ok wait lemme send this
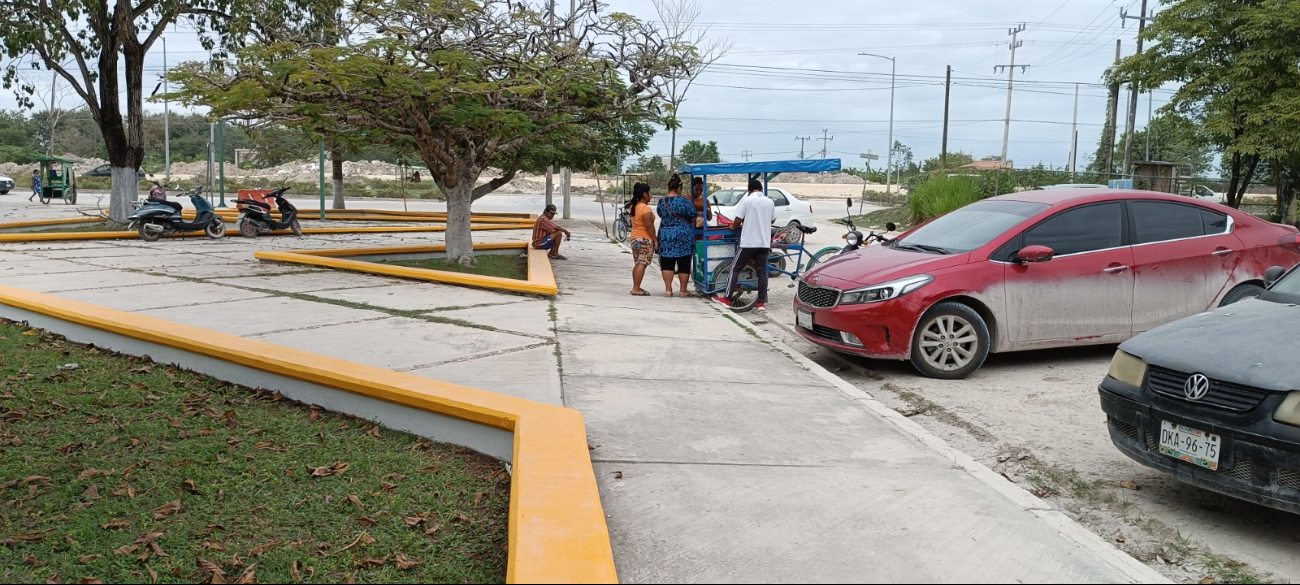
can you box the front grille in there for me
[1220,458,1252,481]
[1279,469,1300,491]
[797,281,840,308]
[1147,367,1270,412]
[1145,430,1158,452]
[809,324,841,342]
[1108,416,1140,442]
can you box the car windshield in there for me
[1269,267,1300,297]
[896,199,1050,254]
[711,189,747,207]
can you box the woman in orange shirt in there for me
[627,182,657,296]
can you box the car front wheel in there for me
[1219,283,1264,307]
[910,302,991,380]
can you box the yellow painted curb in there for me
[0,284,616,584]
[255,242,558,296]
[0,217,104,230]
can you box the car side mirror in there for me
[1016,245,1055,264]
[1265,266,1286,287]
[885,222,897,233]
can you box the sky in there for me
[0,0,1170,172]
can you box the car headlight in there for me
[1275,393,1300,428]
[1107,350,1147,387]
[838,275,933,305]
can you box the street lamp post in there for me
[859,53,896,198]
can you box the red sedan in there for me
[795,190,1300,379]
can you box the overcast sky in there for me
[0,0,1167,171]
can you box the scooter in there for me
[126,185,226,242]
[234,187,302,238]
[837,197,895,254]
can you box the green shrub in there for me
[909,175,981,223]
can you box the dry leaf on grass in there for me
[394,553,421,570]
[23,553,47,567]
[333,532,376,555]
[203,541,226,551]
[76,468,114,480]
[100,518,132,530]
[343,494,364,509]
[75,580,103,584]
[354,555,389,568]
[146,565,158,583]
[78,555,100,563]
[1118,480,1140,490]
[307,461,350,478]
[248,541,281,557]
[1115,532,1126,543]
[151,500,182,520]
[198,558,226,583]
[234,564,257,584]
[180,479,201,495]
[113,545,139,556]
[357,517,377,527]
[167,417,185,428]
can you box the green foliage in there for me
[1112,0,1300,206]
[890,140,918,178]
[908,175,981,223]
[678,139,721,165]
[1110,111,1213,175]
[920,151,975,172]
[627,155,668,174]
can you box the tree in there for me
[678,140,720,165]
[1112,0,1300,208]
[0,109,40,163]
[653,0,730,172]
[0,0,330,225]
[171,0,671,264]
[1111,111,1213,175]
[920,151,974,172]
[890,140,916,178]
[627,155,668,174]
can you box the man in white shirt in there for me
[717,178,776,312]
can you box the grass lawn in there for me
[0,320,509,584]
[380,254,529,280]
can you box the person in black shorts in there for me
[655,174,698,297]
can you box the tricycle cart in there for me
[679,158,842,312]
[35,156,77,205]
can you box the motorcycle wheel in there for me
[138,222,163,242]
[290,219,303,237]
[205,219,227,239]
[238,219,258,238]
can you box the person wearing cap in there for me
[532,203,571,260]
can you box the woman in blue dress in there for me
[656,174,698,297]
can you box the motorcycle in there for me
[837,197,895,254]
[126,185,226,242]
[234,187,303,238]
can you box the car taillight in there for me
[1281,233,1300,254]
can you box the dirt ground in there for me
[737,278,1300,584]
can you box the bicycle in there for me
[612,200,631,242]
[709,223,824,313]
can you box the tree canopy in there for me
[168,0,673,263]
[677,140,720,165]
[1112,0,1300,207]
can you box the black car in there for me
[1099,264,1300,514]
[81,164,146,178]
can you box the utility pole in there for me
[741,150,753,161]
[858,151,879,215]
[1068,83,1079,178]
[1146,91,1153,161]
[545,0,556,210]
[817,129,833,159]
[1121,0,1151,176]
[46,74,57,157]
[560,0,575,219]
[163,36,171,186]
[1104,40,1121,176]
[994,23,1028,179]
[941,65,951,170]
[795,136,811,159]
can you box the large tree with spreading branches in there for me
[168,0,670,264]
[0,0,334,225]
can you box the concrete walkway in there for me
[549,221,1166,584]
[0,195,1165,583]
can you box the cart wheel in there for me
[39,191,50,205]
[711,260,759,313]
[238,219,258,238]
[138,222,163,242]
[64,191,76,205]
[806,246,842,271]
[205,219,226,239]
[290,219,303,237]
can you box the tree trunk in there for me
[668,127,678,174]
[1226,153,1243,209]
[331,148,345,210]
[1235,155,1261,209]
[445,181,476,266]
[109,167,137,226]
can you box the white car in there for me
[0,174,13,195]
[707,186,815,231]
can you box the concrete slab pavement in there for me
[549,218,1166,584]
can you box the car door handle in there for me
[1212,249,1233,257]
[1103,265,1129,274]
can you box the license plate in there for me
[1158,420,1221,471]
[797,309,813,330]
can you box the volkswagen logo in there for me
[1184,373,1211,401]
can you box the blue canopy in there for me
[678,158,841,176]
